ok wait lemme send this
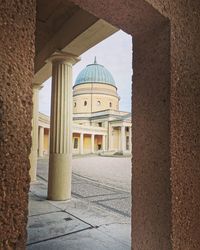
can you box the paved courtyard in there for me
[27,156,132,249]
[72,155,132,192]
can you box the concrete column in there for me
[108,124,113,150]
[91,134,95,153]
[105,135,108,151]
[121,126,126,153]
[102,135,106,151]
[129,126,132,152]
[38,126,44,157]
[48,52,79,201]
[80,133,84,155]
[29,83,41,182]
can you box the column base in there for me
[48,153,72,201]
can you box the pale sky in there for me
[39,30,132,115]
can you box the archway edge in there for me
[71,0,167,37]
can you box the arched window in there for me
[109,102,112,108]
[84,101,87,106]
[97,101,101,106]
[74,102,76,107]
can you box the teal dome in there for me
[74,57,116,87]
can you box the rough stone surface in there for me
[71,0,200,249]
[0,1,36,249]
[1,0,200,249]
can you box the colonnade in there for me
[30,52,79,201]
[29,51,131,201]
[109,125,132,153]
[78,133,106,154]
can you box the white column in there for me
[80,133,84,155]
[48,52,79,201]
[38,126,44,157]
[129,126,132,152]
[108,124,113,150]
[102,135,106,151]
[91,134,95,153]
[104,135,108,151]
[29,83,41,182]
[121,126,126,153]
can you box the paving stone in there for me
[27,227,130,250]
[97,197,131,217]
[27,157,131,249]
[28,194,59,216]
[72,183,115,198]
[27,211,90,245]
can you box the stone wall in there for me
[0,0,199,249]
[0,1,36,249]
[71,0,200,249]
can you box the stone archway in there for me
[1,0,199,249]
[70,0,200,249]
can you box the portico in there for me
[109,122,132,154]
[73,124,107,154]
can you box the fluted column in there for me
[48,52,79,201]
[29,83,41,182]
[91,134,95,153]
[38,126,44,157]
[121,126,126,153]
[80,133,84,155]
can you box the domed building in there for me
[38,58,132,156]
[73,57,119,114]
[71,57,132,155]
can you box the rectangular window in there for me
[74,138,78,149]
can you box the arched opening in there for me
[5,0,200,249]
[28,1,171,249]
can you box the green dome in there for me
[74,57,116,87]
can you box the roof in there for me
[74,57,116,87]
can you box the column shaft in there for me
[102,135,106,151]
[108,124,113,150]
[80,133,84,154]
[129,126,132,152]
[38,126,44,157]
[121,126,126,153]
[48,52,79,201]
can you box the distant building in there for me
[38,58,132,156]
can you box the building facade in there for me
[38,58,132,156]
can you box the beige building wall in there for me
[83,134,92,153]
[73,83,119,113]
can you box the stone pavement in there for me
[27,157,131,249]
